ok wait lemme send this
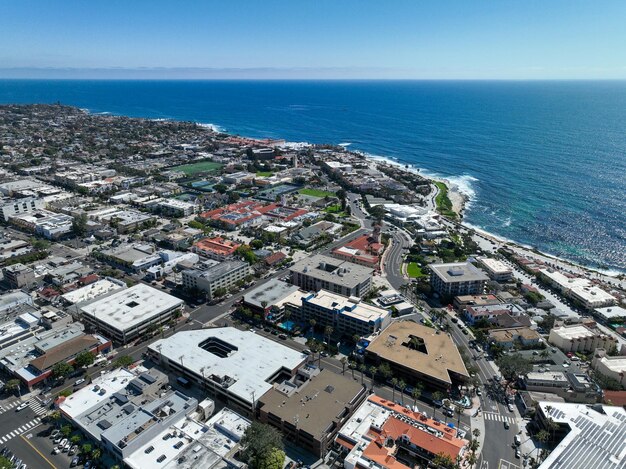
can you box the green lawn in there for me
[434,181,457,218]
[324,204,346,216]
[298,188,336,198]
[255,171,274,177]
[407,262,427,278]
[171,161,223,175]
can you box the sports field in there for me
[171,161,223,175]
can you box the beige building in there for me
[592,349,626,389]
[365,321,469,391]
[548,324,617,354]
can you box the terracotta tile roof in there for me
[193,236,240,256]
[362,439,410,469]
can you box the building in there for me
[98,244,162,272]
[0,197,45,221]
[242,278,302,320]
[594,306,626,323]
[522,371,601,403]
[429,262,488,297]
[534,402,626,468]
[291,220,343,248]
[335,395,469,469]
[463,303,525,326]
[548,324,617,354]
[453,294,501,311]
[156,199,196,217]
[181,260,250,299]
[124,407,250,469]
[79,284,185,344]
[539,269,616,309]
[591,349,626,389]
[199,200,268,230]
[331,231,385,269]
[9,209,74,239]
[2,263,36,289]
[488,327,542,349]
[258,367,366,457]
[89,208,156,234]
[60,278,127,307]
[192,236,241,260]
[365,321,469,391]
[0,290,33,312]
[147,328,306,416]
[477,257,513,282]
[289,254,373,298]
[297,290,392,337]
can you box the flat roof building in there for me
[365,321,469,391]
[297,290,392,338]
[429,262,488,297]
[181,260,250,299]
[477,257,513,282]
[258,367,366,457]
[79,284,184,344]
[243,278,302,319]
[549,324,617,354]
[147,328,306,416]
[192,236,241,260]
[592,349,626,389]
[289,254,373,298]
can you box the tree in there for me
[250,239,264,249]
[70,435,81,444]
[535,429,550,457]
[412,387,422,409]
[214,183,227,194]
[349,360,356,379]
[52,362,74,380]
[74,351,95,368]
[378,362,392,382]
[390,378,398,402]
[368,366,378,390]
[72,213,88,236]
[0,455,15,468]
[91,448,102,460]
[240,421,284,469]
[398,379,406,405]
[431,391,444,418]
[359,364,366,386]
[213,287,228,298]
[340,357,347,375]
[81,444,92,455]
[256,447,286,469]
[113,355,134,368]
[60,425,72,437]
[5,379,21,397]
[49,410,62,426]
[496,353,533,383]
[455,405,463,427]
[324,325,334,349]
[368,204,386,222]
[432,452,456,469]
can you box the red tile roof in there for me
[193,237,240,257]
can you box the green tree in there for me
[359,364,367,386]
[81,444,92,455]
[240,422,284,469]
[74,351,95,368]
[256,447,286,469]
[0,455,15,468]
[5,379,21,397]
[72,213,89,236]
[432,452,456,469]
[496,353,533,382]
[52,362,74,380]
[431,391,444,418]
[70,435,81,445]
[113,355,134,368]
[398,379,406,406]
[378,362,393,382]
[91,448,102,460]
[390,377,398,402]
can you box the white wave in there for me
[338,142,352,147]
[502,217,512,228]
[196,122,225,133]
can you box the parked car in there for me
[52,446,62,455]
[69,445,78,456]
[63,441,72,452]
[53,435,63,444]
[504,421,510,429]
[74,378,85,386]
[508,403,515,412]
[70,457,80,467]
[50,429,60,439]
[59,438,68,449]
[515,449,521,458]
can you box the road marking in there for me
[20,433,58,469]
[0,417,41,442]
[498,459,521,469]
[483,411,516,424]
[480,461,489,469]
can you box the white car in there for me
[16,402,29,411]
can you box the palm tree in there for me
[412,388,421,409]
[349,360,356,379]
[390,378,398,402]
[359,364,366,386]
[324,325,334,350]
[340,357,347,375]
[432,391,444,419]
[309,319,316,336]
[455,405,463,427]
[534,429,550,459]
[368,366,378,390]
[398,379,406,406]
[91,448,102,460]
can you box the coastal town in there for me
[0,103,625,469]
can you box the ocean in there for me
[0,79,625,273]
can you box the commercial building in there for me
[291,220,343,248]
[488,327,542,349]
[429,262,488,297]
[124,407,250,469]
[181,260,250,299]
[365,321,469,391]
[258,367,367,457]
[147,328,306,416]
[534,402,626,468]
[0,197,45,221]
[156,198,196,217]
[335,395,469,469]
[2,263,36,289]
[331,231,385,269]
[591,349,626,389]
[477,257,513,282]
[539,269,616,309]
[242,278,302,320]
[522,371,601,403]
[594,306,626,322]
[453,294,501,311]
[79,284,184,344]
[548,324,617,354]
[289,254,373,298]
[192,236,241,260]
[296,290,392,337]
[200,200,268,230]
[97,243,163,272]
[463,303,525,325]
[9,209,74,239]
[60,278,126,307]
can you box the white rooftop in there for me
[80,284,184,333]
[537,402,626,469]
[59,368,135,420]
[478,257,512,274]
[61,279,125,305]
[149,328,306,406]
[595,306,626,320]
[305,290,390,323]
[551,324,598,340]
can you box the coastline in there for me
[358,151,624,280]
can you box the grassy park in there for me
[171,161,223,175]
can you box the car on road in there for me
[16,402,29,411]
[508,403,515,412]
[476,388,482,396]
[278,334,287,340]
[74,378,86,386]
[504,421,510,429]
[515,449,521,458]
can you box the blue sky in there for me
[1,0,625,79]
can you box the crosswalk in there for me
[0,417,42,443]
[483,411,516,424]
[0,399,49,416]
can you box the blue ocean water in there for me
[0,79,625,272]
